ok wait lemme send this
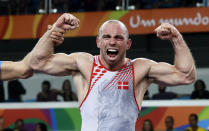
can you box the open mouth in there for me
[106,49,118,57]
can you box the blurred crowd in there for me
[0,79,78,102]
[0,112,206,131]
[143,79,209,100]
[0,0,203,15]
[0,116,47,131]
[141,113,206,131]
[0,79,208,102]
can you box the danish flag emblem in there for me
[118,81,129,90]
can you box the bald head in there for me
[98,20,129,39]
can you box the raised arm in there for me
[147,23,196,86]
[0,53,33,80]
[29,13,82,76]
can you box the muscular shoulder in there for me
[132,58,157,69]
[69,52,94,77]
[69,52,93,58]
[132,58,157,85]
[69,52,93,67]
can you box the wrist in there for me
[170,33,183,44]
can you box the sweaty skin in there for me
[0,53,33,80]
[30,13,196,110]
[0,25,63,81]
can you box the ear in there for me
[126,39,132,50]
[96,36,101,48]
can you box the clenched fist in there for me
[155,23,182,41]
[49,13,80,45]
[55,13,80,31]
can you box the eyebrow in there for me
[114,35,124,39]
[102,34,125,38]
[102,34,111,38]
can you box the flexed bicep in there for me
[31,53,78,76]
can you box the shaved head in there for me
[98,20,129,39]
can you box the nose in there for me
[109,37,116,45]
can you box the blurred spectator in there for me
[144,90,150,100]
[61,80,78,101]
[152,85,177,100]
[190,80,209,99]
[142,119,154,131]
[0,81,5,102]
[0,116,4,131]
[36,122,47,131]
[165,116,176,131]
[8,80,26,102]
[0,116,13,131]
[36,80,61,102]
[185,113,206,131]
[14,119,26,131]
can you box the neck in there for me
[99,55,127,71]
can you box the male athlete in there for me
[29,13,196,131]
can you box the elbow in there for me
[180,71,196,85]
[18,63,34,79]
[30,62,41,71]
[184,75,196,85]
[29,53,52,72]
[177,65,196,85]
[29,58,45,71]
[185,68,197,84]
[29,53,44,71]
[18,56,34,79]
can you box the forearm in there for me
[30,29,54,65]
[30,23,65,71]
[1,62,20,80]
[172,34,196,76]
[0,61,33,80]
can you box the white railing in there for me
[0,100,209,109]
